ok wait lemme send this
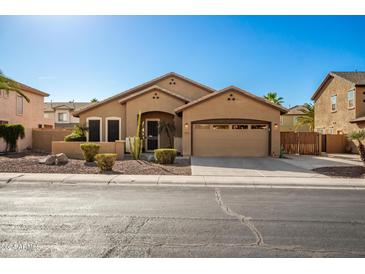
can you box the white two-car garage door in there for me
[192,123,269,157]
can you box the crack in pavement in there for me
[102,216,150,258]
[215,188,264,246]
[213,187,365,257]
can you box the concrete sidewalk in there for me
[0,172,364,189]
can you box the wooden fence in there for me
[280,132,321,155]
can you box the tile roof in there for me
[73,72,216,116]
[312,71,365,100]
[285,105,306,115]
[118,85,191,104]
[175,86,288,114]
[44,102,91,112]
[331,72,365,85]
[350,116,365,123]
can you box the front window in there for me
[0,120,8,125]
[16,96,23,115]
[212,125,229,130]
[293,116,299,125]
[331,95,337,112]
[58,112,68,122]
[347,90,354,108]
[251,125,268,129]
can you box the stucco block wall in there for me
[314,76,356,134]
[52,141,125,160]
[0,90,47,151]
[180,89,281,156]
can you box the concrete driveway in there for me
[191,157,325,177]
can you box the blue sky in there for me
[0,16,364,107]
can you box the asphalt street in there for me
[1,183,365,257]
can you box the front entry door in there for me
[146,120,159,151]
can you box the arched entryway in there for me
[141,111,177,151]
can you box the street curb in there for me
[1,173,364,189]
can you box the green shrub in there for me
[95,153,117,172]
[64,133,86,142]
[154,148,177,164]
[0,124,25,152]
[80,143,100,162]
[64,124,88,142]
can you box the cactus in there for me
[128,111,144,160]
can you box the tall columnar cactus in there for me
[128,111,143,160]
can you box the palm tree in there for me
[348,130,365,162]
[295,103,315,131]
[0,70,30,102]
[158,121,176,148]
[263,92,284,105]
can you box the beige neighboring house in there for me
[312,72,365,152]
[280,105,311,132]
[44,101,91,128]
[73,72,287,157]
[312,72,365,135]
[0,81,50,151]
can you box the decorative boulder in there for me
[38,155,56,165]
[56,153,69,165]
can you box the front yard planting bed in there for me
[313,166,365,178]
[0,152,191,175]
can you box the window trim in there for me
[57,112,69,123]
[86,117,103,142]
[347,89,355,109]
[330,94,337,112]
[16,95,23,116]
[105,117,122,142]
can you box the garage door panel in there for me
[192,124,268,157]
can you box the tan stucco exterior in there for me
[76,73,285,157]
[179,88,282,157]
[0,87,49,151]
[312,73,365,153]
[313,75,358,134]
[280,114,310,132]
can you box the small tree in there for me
[295,103,315,131]
[91,98,98,103]
[0,71,30,102]
[263,92,284,105]
[348,130,365,162]
[0,124,25,152]
[158,121,176,148]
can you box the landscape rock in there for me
[147,154,155,162]
[38,155,56,165]
[56,153,69,165]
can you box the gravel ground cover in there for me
[0,152,191,175]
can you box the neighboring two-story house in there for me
[312,72,365,151]
[280,105,311,132]
[44,101,91,128]
[0,81,49,151]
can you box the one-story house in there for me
[73,72,287,157]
